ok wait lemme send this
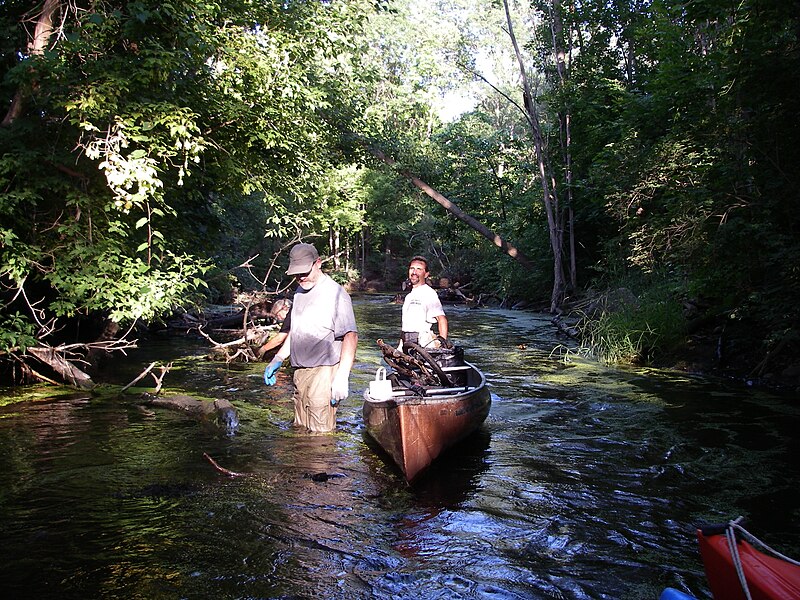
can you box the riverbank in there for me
[650,330,800,395]
[540,286,800,396]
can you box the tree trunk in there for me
[550,0,578,292]
[503,0,567,311]
[2,0,61,127]
[147,395,239,433]
[383,237,392,282]
[370,148,537,271]
[360,217,366,279]
[27,345,95,389]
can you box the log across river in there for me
[1,296,798,599]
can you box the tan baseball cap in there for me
[286,243,319,275]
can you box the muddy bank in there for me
[650,332,800,394]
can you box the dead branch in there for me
[203,452,251,478]
[150,362,172,394]
[121,361,156,392]
[226,347,254,363]
[24,365,62,386]
[197,327,241,348]
[197,325,266,364]
[240,231,304,291]
[242,302,250,342]
[369,147,536,270]
[120,360,171,393]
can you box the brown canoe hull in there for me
[362,362,491,482]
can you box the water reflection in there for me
[1,297,799,600]
[410,428,492,506]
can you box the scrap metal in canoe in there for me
[362,339,491,483]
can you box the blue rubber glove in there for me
[264,358,283,386]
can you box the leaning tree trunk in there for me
[370,148,537,272]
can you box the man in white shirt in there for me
[400,255,448,351]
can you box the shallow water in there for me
[1,296,799,599]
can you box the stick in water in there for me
[203,452,250,478]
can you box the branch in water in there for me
[203,452,250,478]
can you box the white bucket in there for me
[368,367,393,400]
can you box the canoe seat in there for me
[440,365,472,372]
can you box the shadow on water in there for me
[362,426,492,508]
[1,295,799,599]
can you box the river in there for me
[1,296,798,599]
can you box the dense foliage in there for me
[372,0,800,376]
[0,0,374,381]
[548,0,800,372]
[2,0,798,384]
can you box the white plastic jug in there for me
[369,367,393,400]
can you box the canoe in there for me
[362,360,491,482]
[362,342,491,482]
[696,518,800,600]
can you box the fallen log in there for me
[552,316,580,338]
[204,299,275,330]
[27,345,94,389]
[23,337,138,388]
[145,394,239,434]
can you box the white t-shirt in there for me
[289,274,357,368]
[401,284,445,336]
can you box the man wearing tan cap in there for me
[263,243,358,432]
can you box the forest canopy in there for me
[1,0,799,386]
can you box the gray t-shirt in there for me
[289,273,357,368]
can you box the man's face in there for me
[294,259,322,290]
[408,260,428,288]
